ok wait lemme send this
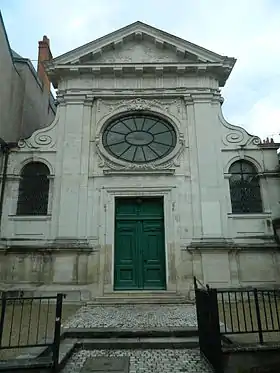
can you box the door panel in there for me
[114,198,166,290]
[141,220,166,289]
[114,221,138,290]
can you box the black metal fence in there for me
[194,277,280,373]
[218,288,280,344]
[0,292,65,371]
[194,277,223,373]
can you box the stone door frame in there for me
[99,186,177,294]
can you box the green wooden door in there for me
[114,198,166,290]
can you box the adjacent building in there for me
[0,11,56,143]
[0,22,279,301]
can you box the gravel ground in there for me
[63,304,198,329]
[61,349,213,373]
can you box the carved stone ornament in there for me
[95,97,185,173]
[220,113,261,147]
[18,111,59,150]
[96,97,182,121]
[89,41,186,64]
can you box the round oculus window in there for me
[102,115,177,163]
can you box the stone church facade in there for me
[1,22,280,301]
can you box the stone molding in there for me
[0,238,97,252]
[50,22,234,66]
[186,236,278,250]
[219,111,261,148]
[46,22,235,87]
[17,109,60,151]
[47,62,232,87]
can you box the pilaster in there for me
[191,93,224,238]
[53,94,94,239]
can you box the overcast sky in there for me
[1,0,280,142]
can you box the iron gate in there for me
[0,292,65,372]
[194,277,223,373]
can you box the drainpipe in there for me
[0,139,17,232]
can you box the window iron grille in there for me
[16,162,50,216]
[229,160,262,214]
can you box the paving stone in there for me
[81,357,129,372]
[61,349,213,373]
[63,304,197,329]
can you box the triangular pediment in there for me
[51,21,235,66]
[76,39,197,64]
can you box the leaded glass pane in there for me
[121,146,136,161]
[149,142,170,155]
[154,132,174,146]
[119,118,135,131]
[110,122,131,134]
[105,132,125,146]
[103,115,177,163]
[142,118,158,131]
[133,117,145,130]
[134,147,146,162]
[148,122,167,134]
[109,142,129,156]
[143,146,158,161]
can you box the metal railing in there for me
[218,288,280,344]
[0,292,65,371]
[194,278,280,373]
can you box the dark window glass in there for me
[17,162,50,216]
[102,115,177,163]
[229,160,262,214]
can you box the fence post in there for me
[194,276,198,290]
[209,288,223,373]
[0,292,7,348]
[253,288,263,344]
[52,293,64,372]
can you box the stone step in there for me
[89,298,190,305]
[88,291,192,305]
[62,326,198,339]
[77,336,199,349]
[58,338,77,370]
[0,357,52,372]
[101,291,180,296]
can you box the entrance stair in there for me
[88,291,193,305]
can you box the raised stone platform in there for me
[63,304,197,329]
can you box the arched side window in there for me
[229,160,262,214]
[17,162,50,216]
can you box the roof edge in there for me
[0,11,15,63]
[52,20,236,65]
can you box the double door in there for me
[114,197,166,290]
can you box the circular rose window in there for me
[102,115,177,163]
